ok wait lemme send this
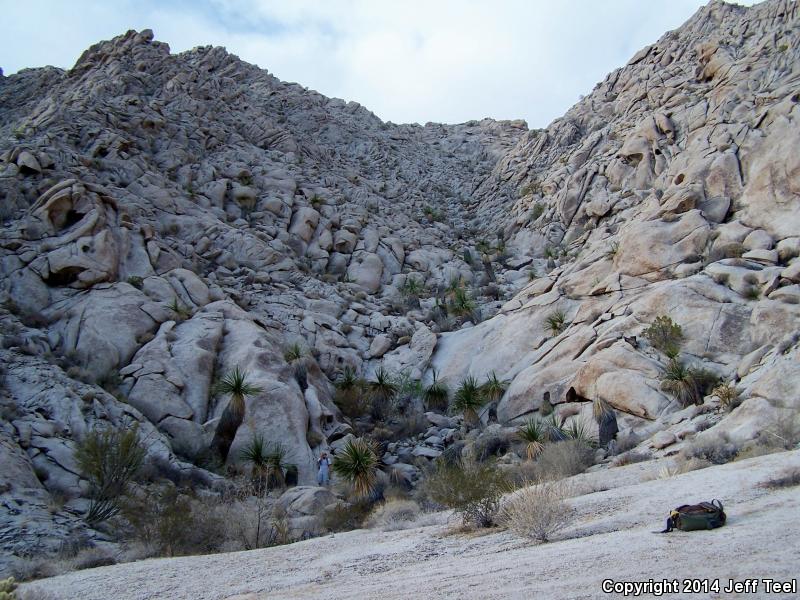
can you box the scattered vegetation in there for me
[75,425,146,524]
[366,499,423,531]
[481,371,509,405]
[125,275,144,289]
[369,366,398,420]
[283,342,306,364]
[679,432,740,465]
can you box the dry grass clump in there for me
[612,451,652,467]
[712,383,742,412]
[500,480,573,543]
[759,467,800,490]
[365,499,424,531]
[678,432,740,465]
[526,439,595,482]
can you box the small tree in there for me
[75,425,146,524]
[211,367,262,463]
[423,460,508,528]
[643,315,684,358]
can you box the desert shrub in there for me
[332,438,380,498]
[69,546,117,570]
[679,432,740,465]
[321,500,372,533]
[660,359,718,407]
[759,467,800,489]
[369,366,398,420]
[762,412,800,450]
[125,275,144,289]
[500,480,573,542]
[544,310,567,335]
[0,577,17,599]
[366,499,421,531]
[166,296,191,321]
[563,417,598,447]
[75,425,146,524]
[612,451,652,467]
[642,315,684,357]
[610,430,644,455]
[421,460,508,528]
[472,432,510,462]
[526,439,595,481]
[283,342,306,364]
[712,383,742,412]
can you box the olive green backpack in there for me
[659,500,726,533]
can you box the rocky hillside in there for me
[1,0,799,573]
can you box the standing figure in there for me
[317,452,332,486]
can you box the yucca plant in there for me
[450,287,476,318]
[542,412,567,442]
[593,398,619,448]
[544,310,567,336]
[563,418,597,448]
[660,359,718,407]
[369,366,398,420]
[332,437,379,498]
[239,436,292,490]
[423,369,449,411]
[75,425,145,524]
[482,371,509,404]
[452,376,485,426]
[400,276,424,299]
[517,418,547,460]
[167,296,191,321]
[211,366,263,463]
[445,274,464,299]
[283,342,306,364]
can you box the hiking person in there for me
[317,451,332,486]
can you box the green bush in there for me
[74,425,146,524]
[642,315,684,357]
[422,460,509,528]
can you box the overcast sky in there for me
[2,0,753,128]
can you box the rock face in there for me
[0,0,799,572]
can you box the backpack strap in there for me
[658,510,679,533]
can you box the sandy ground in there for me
[24,450,800,600]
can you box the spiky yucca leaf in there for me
[423,370,449,411]
[211,367,262,463]
[332,438,379,498]
[482,371,509,404]
[452,376,485,426]
[517,418,547,460]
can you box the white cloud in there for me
[0,0,755,127]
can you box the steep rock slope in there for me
[431,0,800,445]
